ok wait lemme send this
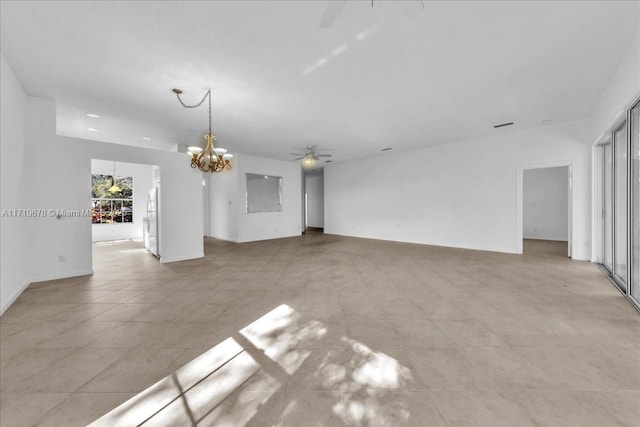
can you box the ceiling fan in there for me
[289,145,333,165]
[319,0,424,28]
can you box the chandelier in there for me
[173,88,233,173]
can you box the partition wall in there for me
[596,97,640,310]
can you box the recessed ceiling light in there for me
[381,147,392,151]
[142,137,151,141]
[85,113,99,118]
[88,127,98,132]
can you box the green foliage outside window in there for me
[91,175,133,224]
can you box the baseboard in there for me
[1,268,95,315]
[30,269,94,284]
[237,232,302,243]
[160,252,204,264]
[207,234,238,243]
[323,230,516,254]
[0,279,31,316]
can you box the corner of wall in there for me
[0,279,30,316]
[1,51,31,315]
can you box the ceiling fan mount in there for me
[319,0,424,28]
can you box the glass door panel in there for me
[603,143,613,271]
[631,102,640,304]
[596,146,604,263]
[613,122,628,289]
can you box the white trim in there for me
[236,232,302,244]
[323,231,517,254]
[0,279,31,315]
[1,268,95,315]
[594,91,640,146]
[516,160,575,256]
[160,252,204,264]
[30,268,94,284]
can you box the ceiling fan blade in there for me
[289,153,304,156]
[319,0,348,28]
[316,154,332,157]
[294,156,305,161]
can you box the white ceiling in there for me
[1,1,638,164]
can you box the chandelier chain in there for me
[174,89,213,134]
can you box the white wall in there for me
[592,27,640,142]
[523,166,568,241]
[208,154,302,243]
[325,119,593,260]
[1,85,205,314]
[0,52,31,314]
[590,24,639,261]
[237,154,302,243]
[91,160,153,242]
[208,167,239,242]
[27,95,203,273]
[305,170,324,228]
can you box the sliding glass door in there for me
[613,123,628,290]
[631,100,639,305]
[596,97,639,310]
[602,142,613,271]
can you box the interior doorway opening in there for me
[91,159,160,261]
[303,169,324,233]
[519,164,572,258]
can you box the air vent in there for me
[493,122,514,129]
[381,147,392,151]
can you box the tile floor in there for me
[1,234,638,426]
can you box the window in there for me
[246,174,282,213]
[91,174,134,224]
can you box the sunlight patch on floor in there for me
[89,337,247,426]
[90,304,412,426]
[322,337,413,425]
[240,304,327,375]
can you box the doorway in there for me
[90,159,160,259]
[518,163,572,257]
[304,169,324,232]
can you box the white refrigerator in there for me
[143,187,160,258]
